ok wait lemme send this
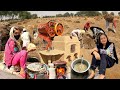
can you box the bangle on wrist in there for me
[93,50,97,53]
[91,50,97,55]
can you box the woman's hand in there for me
[27,49,36,53]
[93,51,101,60]
[26,43,36,53]
[91,48,98,53]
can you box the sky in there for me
[29,11,120,17]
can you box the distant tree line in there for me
[43,11,120,18]
[0,11,38,21]
[1,11,120,20]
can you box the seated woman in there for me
[4,26,36,78]
[87,33,118,79]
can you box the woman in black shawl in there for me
[87,33,118,79]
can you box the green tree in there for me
[118,12,120,16]
[110,12,114,16]
[75,11,101,17]
[86,11,101,16]
[63,12,70,17]
[7,11,19,20]
[0,11,6,21]
[75,11,81,16]
[56,14,63,17]
[19,11,32,20]
[13,11,19,19]
[70,13,74,17]
[102,11,108,15]
[2,11,8,18]
[0,11,39,21]
[7,11,12,19]
[31,14,38,19]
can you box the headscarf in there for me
[9,26,22,50]
[10,26,16,41]
[23,28,27,32]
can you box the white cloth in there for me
[23,28,27,32]
[21,32,30,47]
[93,28,104,36]
[9,26,22,50]
[49,67,56,79]
[70,29,85,40]
[9,26,18,41]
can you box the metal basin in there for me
[26,62,49,79]
[71,58,91,79]
[71,58,90,74]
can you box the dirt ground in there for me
[0,16,120,79]
[10,16,120,59]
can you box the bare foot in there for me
[87,70,95,79]
[99,74,105,79]
[12,71,20,75]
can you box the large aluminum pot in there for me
[71,58,90,73]
[71,58,90,79]
[26,62,49,79]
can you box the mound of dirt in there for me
[0,22,11,51]
[82,34,96,49]
[1,16,120,62]
[0,51,4,61]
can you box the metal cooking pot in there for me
[71,58,90,73]
[71,58,90,79]
[26,63,49,79]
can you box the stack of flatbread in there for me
[27,43,37,52]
